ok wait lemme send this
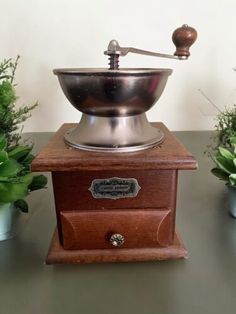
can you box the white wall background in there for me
[0,0,236,132]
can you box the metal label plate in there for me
[89,177,141,200]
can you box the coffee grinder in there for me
[32,25,198,264]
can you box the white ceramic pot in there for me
[0,203,19,241]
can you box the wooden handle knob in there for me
[172,24,197,58]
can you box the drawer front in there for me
[53,170,177,210]
[61,209,173,250]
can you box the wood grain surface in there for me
[52,170,177,210]
[52,169,178,245]
[46,228,188,264]
[60,209,172,250]
[31,123,197,171]
[31,122,196,263]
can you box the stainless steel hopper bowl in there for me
[53,25,197,152]
[53,68,172,117]
[53,68,172,152]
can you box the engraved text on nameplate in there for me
[88,177,141,200]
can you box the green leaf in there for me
[29,175,47,191]
[229,174,236,185]
[230,136,236,146]
[14,199,28,213]
[0,80,16,108]
[0,176,10,182]
[211,168,229,181]
[20,173,34,185]
[0,159,23,177]
[8,146,31,161]
[218,147,234,160]
[21,153,34,166]
[0,151,8,163]
[214,155,236,174]
[0,132,7,150]
[0,182,28,203]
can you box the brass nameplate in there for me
[89,177,141,200]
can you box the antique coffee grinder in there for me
[32,25,198,264]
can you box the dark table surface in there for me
[0,131,235,314]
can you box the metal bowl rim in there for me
[53,68,173,76]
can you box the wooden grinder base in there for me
[46,228,188,264]
[32,122,197,264]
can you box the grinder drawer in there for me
[60,209,173,250]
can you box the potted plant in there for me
[0,56,47,240]
[211,140,236,218]
[205,104,236,156]
[204,99,236,217]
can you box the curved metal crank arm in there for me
[104,24,197,69]
[117,47,185,60]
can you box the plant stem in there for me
[198,89,222,113]
[10,55,20,83]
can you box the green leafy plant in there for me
[205,105,236,157]
[214,105,236,148]
[200,85,236,155]
[0,132,47,211]
[0,56,47,212]
[0,56,37,148]
[211,139,236,186]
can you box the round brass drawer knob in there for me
[110,233,125,247]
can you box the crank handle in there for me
[104,24,197,61]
